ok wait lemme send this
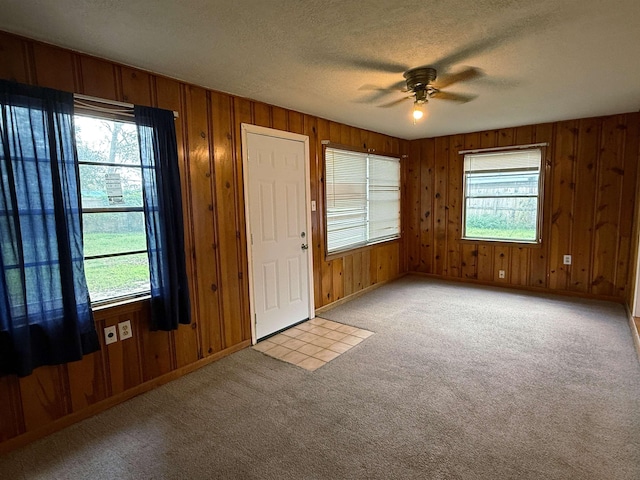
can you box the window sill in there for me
[325,236,401,261]
[459,237,542,248]
[91,293,151,314]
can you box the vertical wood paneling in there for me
[0,32,30,83]
[19,366,69,432]
[78,56,118,99]
[272,106,288,131]
[447,135,464,278]
[105,313,143,395]
[120,67,152,105]
[32,43,76,91]
[352,251,363,292]
[185,86,223,355]
[0,376,24,442]
[332,258,344,302]
[405,115,638,300]
[232,97,252,341]
[548,121,577,290]
[304,115,323,308]
[569,118,599,292]
[616,113,640,296]
[592,116,626,296]
[343,255,354,297]
[66,351,108,412]
[253,102,271,127]
[404,140,420,271]
[139,326,174,382]
[420,139,435,273]
[211,92,244,348]
[288,111,304,134]
[433,137,448,275]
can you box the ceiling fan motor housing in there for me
[403,67,437,92]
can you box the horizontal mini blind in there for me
[368,154,400,241]
[325,147,400,254]
[464,149,541,174]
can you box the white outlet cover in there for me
[118,320,133,340]
[563,255,572,265]
[104,325,118,345]
[498,270,505,278]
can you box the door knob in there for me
[301,244,309,250]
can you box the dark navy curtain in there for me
[134,106,190,331]
[0,80,99,377]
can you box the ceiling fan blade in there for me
[431,91,477,103]
[433,11,557,70]
[358,80,406,92]
[433,68,484,89]
[378,96,413,108]
[313,52,409,73]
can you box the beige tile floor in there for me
[252,317,374,371]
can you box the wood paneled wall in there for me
[405,115,640,299]
[0,31,407,450]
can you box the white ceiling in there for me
[1,0,640,140]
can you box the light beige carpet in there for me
[1,275,639,479]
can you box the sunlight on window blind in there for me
[325,148,400,253]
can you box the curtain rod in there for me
[73,93,179,119]
[458,142,548,155]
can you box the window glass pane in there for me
[75,115,141,166]
[82,212,147,257]
[466,171,539,198]
[84,253,150,303]
[79,164,143,208]
[465,196,538,241]
[75,113,150,303]
[463,148,542,243]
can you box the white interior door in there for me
[243,126,313,340]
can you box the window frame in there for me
[323,143,402,258]
[74,108,151,306]
[461,146,546,245]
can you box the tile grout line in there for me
[252,318,374,371]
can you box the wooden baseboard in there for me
[315,273,407,315]
[407,271,626,304]
[0,340,251,455]
[624,303,640,363]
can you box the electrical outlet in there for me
[498,270,505,279]
[104,325,118,345]
[118,320,133,340]
[563,255,572,265]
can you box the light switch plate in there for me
[118,320,133,340]
[104,325,118,345]
[311,200,317,212]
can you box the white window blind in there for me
[325,147,400,254]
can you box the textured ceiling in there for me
[1,0,640,140]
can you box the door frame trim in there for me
[241,124,315,345]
